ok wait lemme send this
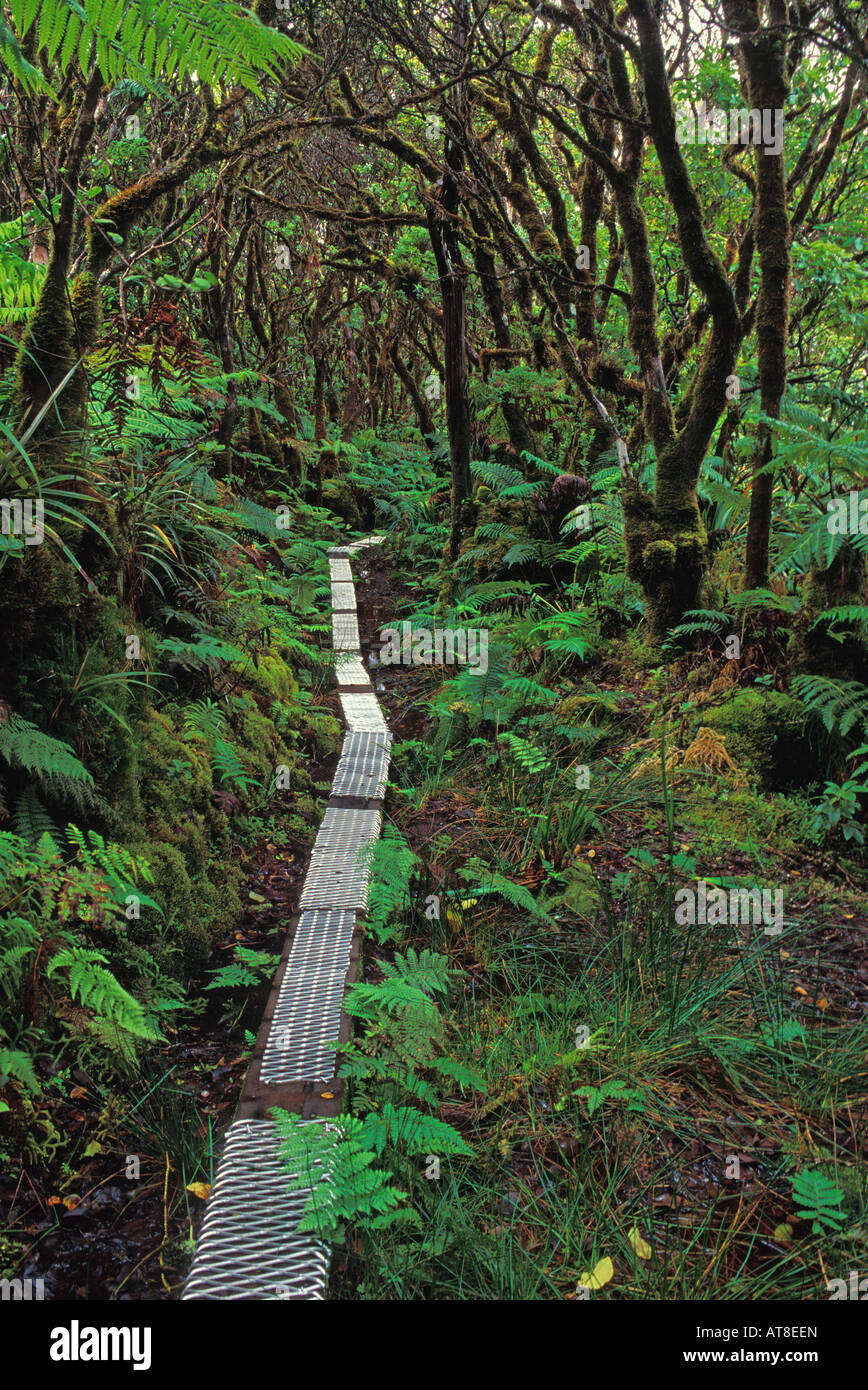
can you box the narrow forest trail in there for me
[183,537,389,1300]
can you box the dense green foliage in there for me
[0,0,866,1306]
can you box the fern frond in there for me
[379,947,453,999]
[13,787,61,848]
[4,0,303,96]
[272,1111,407,1240]
[360,1102,471,1157]
[212,736,258,790]
[791,674,868,738]
[498,731,548,773]
[0,1044,39,1092]
[457,860,552,922]
[363,833,419,942]
[46,946,160,1040]
[0,712,95,817]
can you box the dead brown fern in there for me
[629,725,747,787]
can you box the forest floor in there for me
[4,540,867,1301]
[328,548,868,1301]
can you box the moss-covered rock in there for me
[322,478,362,530]
[247,653,299,706]
[119,705,242,973]
[692,689,829,791]
[141,841,243,975]
[303,708,343,758]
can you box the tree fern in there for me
[156,633,244,670]
[500,675,560,706]
[773,505,868,576]
[470,458,527,493]
[527,610,596,662]
[501,538,562,569]
[430,641,516,725]
[808,605,868,640]
[228,497,283,540]
[0,244,47,323]
[473,522,511,540]
[518,450,562,476]
[1,0,303,97]
[661,608,729,654]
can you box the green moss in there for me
[621,466,710,642]
[235,699,299,786]
[693,689,829,791]
[13,270,81,443]
[57,596,146,797]
[555,691,618,727]
[70,271,101,350]
[616,631,659,674]
[550,859,600,921]
[142,842,243,975]
[641,539,677,576]
[135,706,214,821]
[684,785,811,857]
[118,707,246,974]
[800,541,868,681]
[247,654,299,706]
[19,1098,65,1164]
[322,478,362,529]
[304,709,342,758]
[0,544,77,658]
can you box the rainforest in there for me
[0,0,867,1329]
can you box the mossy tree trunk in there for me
[723,0,790,593]
[610,1,744,640]
[15,77,228,466]
[425,0,473,563]
[13,67,104,452]
[801,541,868,682]
[468,206,536,465]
